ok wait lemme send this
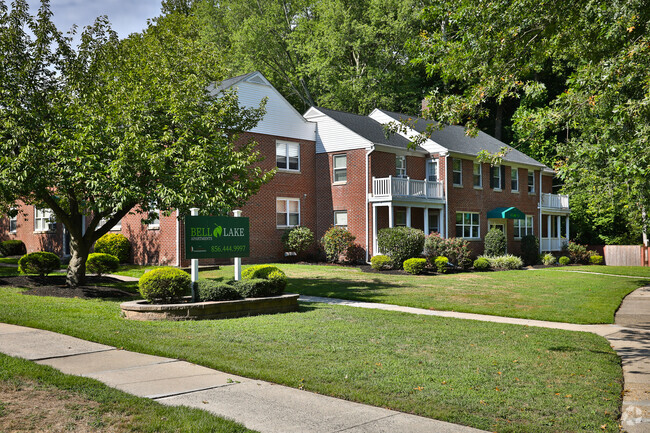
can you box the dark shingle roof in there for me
[378,110,548,168]
[314,107,426,151]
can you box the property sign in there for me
[184,215,250,259]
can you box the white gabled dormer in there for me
[303,107,373,154]
[368,109,448,155]
[215,71,315,142]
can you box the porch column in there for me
[424,208,429,235]
[406,206,411,227]
[546,214,551,250]
[565,216,570,243]
[389,203,394,228]
[439,210,444,236]
[556,215,561,238]
[372,204,378,256]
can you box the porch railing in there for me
[372,176,444,200]
[541,193,570,209]
[541,237,567,252]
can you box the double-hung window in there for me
[426,159,438,182]
[8,210,17,233]
[528,170,535,193]
[473,162,482,188]
[334,210,348,229]
[35,208,54,232]
[395,156,406,178]
[394,208,407,226]
[514,215,534,238]
[276,198,300,228]
[276,141,300,171]
[148,208,160,229]
[333,154,347,183]
[492,165,502,190]
[456,212,479,239]
[511,168,519,192]
[452,158,462,186]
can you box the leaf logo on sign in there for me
[213,225,223,237]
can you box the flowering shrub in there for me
[321,226,356,263]
[424,234,472,269]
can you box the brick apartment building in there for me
[0,71,571,264]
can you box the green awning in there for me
[487,207,526,220]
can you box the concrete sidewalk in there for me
[0,322,485,433]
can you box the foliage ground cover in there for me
[0,286,622,433]
[202,264,646,324]
[0,353,255,433]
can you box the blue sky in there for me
[27,0,162,39]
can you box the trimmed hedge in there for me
[197,280,242,302]
[86,253,119,277]
[484,228,506,257]
[0,240,26,256]
[138,267,190,303]
[590,254,604,265]
[233,278,276,298]
[241,265,287,296]
[376,227,425,269]
[94,233,131,263]
[434,256,449,274]
[371,255,392,271]
[18,252,61,277]
[321,226,356,263]
[473,257,490,271]
[403,258,426,275]
[559,256,571,266]
[521,235,539,266]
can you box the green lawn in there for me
[203,264,646,324]
[0,257,19,264]
[0,353,256,432]
[113,264,164,278]
[550,265,650,278]
[0,285,622,433]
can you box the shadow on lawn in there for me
[289,277,402,301]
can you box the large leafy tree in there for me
[415,0,650,245]
[0,0,273,286]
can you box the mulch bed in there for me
[0,275,136,299]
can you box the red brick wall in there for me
[0,202,64,255]
[446,159,541,257]
[542,174,553,194]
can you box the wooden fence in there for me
[603,245,650,266]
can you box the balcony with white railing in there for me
[371,176,444,201]
[541,193,570,210]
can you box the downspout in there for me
[176,209,180,267]
[365,145,375,262]
[443,152,449,238]
[538,170,542,253]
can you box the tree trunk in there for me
[494,104,503,141]
[66,235,91,287]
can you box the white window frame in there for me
[394,208,407,227]
[276,197,300,228]
[148,208,160,230]
[511,168,519,192]
[514,215,534,239]
[455,212,480,239]
[426,159,438,182]
[34,208,55,232]
[452,158,463,186]
[492,165,502,190]
[276,140,300,172]
[334,210,348,229]
[333,154,347,183]
[528,170,535,193]
[8,210,17,233]
[473,162,482,188]
[395,155,407,178]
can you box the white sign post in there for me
[190,208,199,301]
[233,209,242,281]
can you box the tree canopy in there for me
[0,0,273,285]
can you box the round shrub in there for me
[321,226,356,263]
[138,267,190,303]
[197,280,241,302]
[484,228,506,257]
[423,233,445,258]
[371,255,393,271]
[86,253,119,277]
[434,256,449,274]
[241,265,287,295]
[558,256,571,266]
[403,258,426,275]
[345,243,366,264]
[18,252,61,277]
[590,254,604,265]
[520,235,539,266]
[542,253,557,266]
[267,270,288,295]
[281,226,314,256]
[376,227,425,269]
[242,265,283,280]
[473,257,490,271]
[94,233,131,263]
[0,240,26,256]
[486,254,523,271]
[233,278,274,298]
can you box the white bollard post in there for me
[190,208,199,301]
[233,210,242,281]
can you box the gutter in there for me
[176,209,180,267]
[442,152,449,238]
[365,145,375,262]
[538,171,542,253]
